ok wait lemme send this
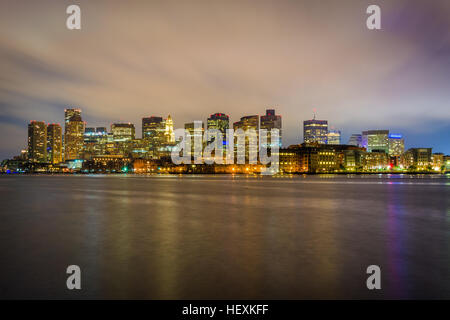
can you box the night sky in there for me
[1,0,449,160]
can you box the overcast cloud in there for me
[1,0,449,159]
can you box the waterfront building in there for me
[28,121,47,163]
[362,130,389,153]
[47,123,62,164]
[432,153,444,171]
[82,154,131,173]
[388,134,405,156]
[133,158,158,173]
[401,148,432,170]
[279,143,338,173]
[64,108,85,161]
[278,148,303,173]
[329,144,366,171]
[303,116,328,144]
[327,129,341,145]
[363,150,389,170]
[445,155,450,172]
[343,149,365,171]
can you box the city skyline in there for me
[1,0,450,160]
[4,106,449,161]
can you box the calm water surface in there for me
[0,174,449,299]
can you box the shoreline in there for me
[1,171,447,176]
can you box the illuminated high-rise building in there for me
[142,117,165,157]
[233,115,259,132]
[83,127,108,157]
[207,113,230,134]
[303,115,328,144]
[64,108,85,161]
[362,130,389,153]
[260,109,282,148]
[28,121,47,163]
[207,113,229,150]
[327,130,341,145]
[185,121,205,160]
[65,108,81,122]
[164,115,175,144]
[47,123,62,164]
[388,134,405,156]
[348,134,362,147]
[111,123,135,156]
[233,115,259,162]
[111,123,135,141]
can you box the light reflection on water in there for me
[0,174,449,299]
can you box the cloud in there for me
[0,0,449,159]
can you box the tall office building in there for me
[388,134,405,156]
[164,115,175,144]
[233,115,259,132]
[142,117,166,156]
[111,123,135,156]
[65,108,82,122]
[207,113,230,134]
[362,130,389,153]
[327,130,341,145]
[47,123,62,164]
[112,123,135,141]
[185,121,205,159]
[260,109,282,148]
[233,115,259,162]
[64,108,85,161]
[303,115,328,144]
[348,134,362,147]
[28,121,47,163]
[83,127,108,157]
[207,113,229,146]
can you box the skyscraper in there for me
[142,116,165,156]
[64,108,85,161]
[112,123,135,141]
[185,121,205,160]
[28,121,47,163]
[47,123,62,164]
[207,113,230,135]
[348,134,362,147]
[303,115,328,144]
[111,123,135,156]
[233,115,259,132]
[327,130,341,145]
[388,134,405,156]
[83,127,108,157]
[362,130,389,153]
[207,113,229,148]
[164,115,175,144]
[260,109,282,148]
[233,115,259,162]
